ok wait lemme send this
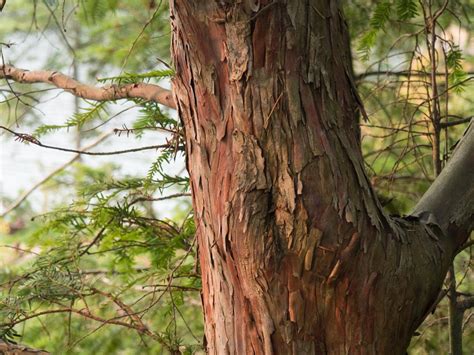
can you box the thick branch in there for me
[0,64,176,109]
[0,340,48,354]
[411,121,474,247]
[440,116,472,128]
[457,296,474,311]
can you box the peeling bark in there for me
[0,64,175,109]
[170,1,472,353]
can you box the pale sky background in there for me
[0,32,185,217]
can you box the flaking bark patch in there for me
[171,1,470,353]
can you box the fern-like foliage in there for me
[397,0,419,20]
[98,69,174,85]
[358,0,420,61]
[67,102,109,128]
[0,0,199,352]
[145,150,172,190]
[446,46,468,92]
[34,102,109,137]
[357,29,378,62]
[42,0,58,6]
[79,0,118,23]
[131,100,178,138]
[357,1,392,61]
[370,1,392,30]
[1,160,196,350]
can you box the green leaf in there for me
[357,29,378,62]
[446,46,468,92]
[98,69,174,85]
[357,1,393,62]
[43,0,58,6]
[34,102,109,137]
[370,1,392,30]
[446,46,463,69]
[396,0,418,20]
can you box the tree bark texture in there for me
[170,1,472,353]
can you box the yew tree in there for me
[0,0,473,354]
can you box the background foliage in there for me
[0,0,472,353]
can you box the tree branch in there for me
[457,296,474,311]
[355,70,474,81]
[411,121,474,249]
[440,117,472,129]
[0,340,48,354]
[0,131,112,218]
[0,125,177,155]
[0,64,176,109]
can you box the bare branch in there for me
[129,193,192,206]
[457,296,474,311]
[440,117,472,129]
[355,70,474,81]
[0,131,112,218]
[0,340,48,355]
[0,64,176,109]
[0,125,179,156]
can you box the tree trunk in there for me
[170,1,472,353]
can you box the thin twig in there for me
[0,125,178,155]
[0,130,112,218]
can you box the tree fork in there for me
[169,1,471,354]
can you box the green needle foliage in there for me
[0,0,472,354]
[1,1,201,353]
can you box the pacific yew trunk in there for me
[170,1,472,353]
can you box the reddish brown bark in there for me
[170,1,471,353]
